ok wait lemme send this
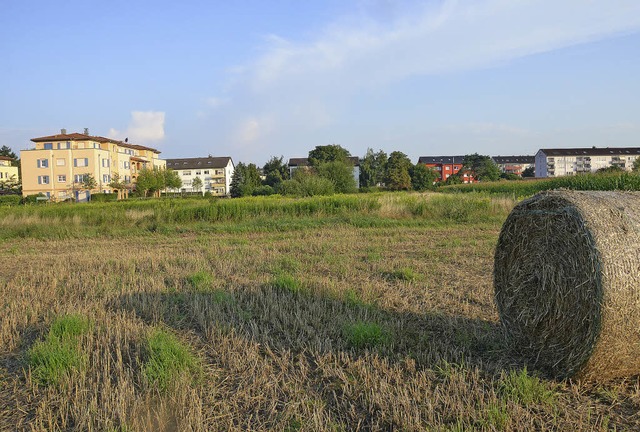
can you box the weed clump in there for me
[27,314,91,386]
[143,329,201,392]
[343,321,389,349]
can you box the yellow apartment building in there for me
[21,129,165,201]
[0,156,19,187]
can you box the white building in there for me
[491,156,535,176]
[535,147,640,178]
[166,157,234,196]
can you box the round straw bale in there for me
[494,190,640,380]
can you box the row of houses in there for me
[10,129,640,199]
[19,130,235,201]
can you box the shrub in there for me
[0,195,21,206]
[90,192,118,202]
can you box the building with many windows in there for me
[535,147,640,178]
[418,156,476,183]
[0,156,19,187]
[491,156,535,176]
[21,129,165,201]
[165,156,234,196]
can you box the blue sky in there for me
[1,0,640,165]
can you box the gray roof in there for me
[166,157,232,170]
[418,156,466,164]
[492,156,535,164]
[288,157,360,166]
[539,147,640,157]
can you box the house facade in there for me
[492,156,535,176]
[288,157,361,188]
[418,156,476,183]
[21,129,165,201]
[535,147,640,178]
[165,156,234,196]
[0,156,19,187]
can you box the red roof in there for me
[31,132,161,154]
[0,156,14,161]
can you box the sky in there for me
[1,0,640,166]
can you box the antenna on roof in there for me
[125,137,128,143]
[84,128,89,135]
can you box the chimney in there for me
[61,128,67,134]
[84,128,89,135]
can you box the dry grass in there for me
[1,194,639,430]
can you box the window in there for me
[37,159,49,168]
[215,169,224,175]
[74,174,87,183]
[183,171,191,176]
[57,142,70,149]
[56,158,66,166]
[103,174,110,183]
[124,175,131,182]
[195,171,201,175]
[57,175,66,183]
[38,175,50,184]
[203,170,209,174]
[102,159,110,168]
[74,158,89,167]
[43,143,53,150]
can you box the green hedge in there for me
[0,195,21,206]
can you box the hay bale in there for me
[494,190,640,380]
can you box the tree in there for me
[410,163,438,191]
[308,144,351,166]
[192,176,203,194]
[385,151,412,190]
[632,157,640,172]
[462,153,501,182]
[521,166,535,178]
[163,169,182,194]
[230,162,261,197]
[0,145,18,163]
[359,148,388,188]
[317,160,357,194]
[135,167,164,197]
[263,156,289,187]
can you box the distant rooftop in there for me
[539,147,640,157]
[418,156,466,164]
[30,132,161,154]
[166,157,233,170]
[492,156,535,164]
[0,156,14,161]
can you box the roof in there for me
[288,156,360,166]
[166,157,233,170]
[418,156,466,164]
[0,156,14,161]
[30,132,161,154]
[492,156,535,164]
[538,147,640,157]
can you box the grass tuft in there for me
[343,321,389,349]
[497,368,556,406]
[271,273,303,293]
[27,314,91,386]
[383,267,420,282]
[186,270,214,291]
[143,329,201,392]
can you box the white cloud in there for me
[109,111,165,144]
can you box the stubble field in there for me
[0,193,638,431]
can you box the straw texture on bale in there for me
[494,190,640,381]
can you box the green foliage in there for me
[317,160,357,193]
[0,145,18,161]
[462,153,501,181]
[191,176,203,193]
[271,273,303,293]
[500,173,521,181]
[359,148,387,188]
[308,144,351,166]
[21,193,47,204]
[343,321,389,349]
[410,163,438,191]
[385,151,412,190]
[444,174,463,185]
[27,314,91,386]
[383,267,420,281]
[633,157,640,172]
[90,193,118,202]
[186,271,214,291]
[263,156,289,187]
[597,165,623,173]
[143,329,200,392]
[252,185,275,196]
[230,162,262,197]
[498,368,556,406]
[521,166,535,178]
[82,174,97,191]
[0,195,21,206]
[279,169,335,197]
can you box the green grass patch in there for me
[383,267,420,282]
[343,321,389,349]
[27,314,91,386]
[143,329,201,392]
[271,273,304,293]
[497,368,556,406]
[186,271,214,291]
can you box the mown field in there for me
[1,193,638,431]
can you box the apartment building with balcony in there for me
[21,129,165,201]
[535,147,640,178]
[165,156,234,196]
[0,156,19,187]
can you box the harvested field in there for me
[1,193,639,431]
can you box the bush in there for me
[21,193,47,204]
[253,185,275,196]
[0,195,21,206]
[90,192,118,203]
